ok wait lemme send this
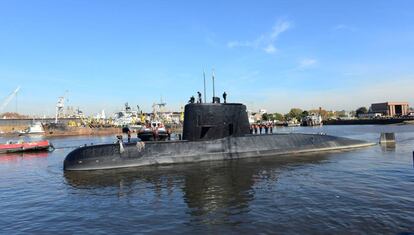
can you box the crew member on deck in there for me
[189,96,195,104]
[197,92,202,103]
[223,92,227,103]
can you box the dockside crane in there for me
[55,90,68,123]
[0,86,21,113]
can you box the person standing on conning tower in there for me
[189,96,195,104]
[223,92,227,103]
[197,91,202,103]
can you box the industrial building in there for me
[370,102,410,117]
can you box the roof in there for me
[371,102,409,106]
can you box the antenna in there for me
[212,69,215,102]
[203,70,206,103]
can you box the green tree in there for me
[335,110,348,118]
[301,110,309,118]
[262,113,269,121]
[356,107,368,116]
[286,108,303,120]
[272,112,284,121]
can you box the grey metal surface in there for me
[64,133,374,171]
[182,103,250,141]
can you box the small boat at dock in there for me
[0,140,53,154]
[19,121,45,135]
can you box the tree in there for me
[309,108,336,120]
[356,107,368,116]
[272,112,284,121]
[286,108,303,120]
[262,113,269,121]
[335,110,348,118]
[301,110,309,118]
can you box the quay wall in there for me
[323,118,414,125]
[0,118,82,133]
[0,118,81,127]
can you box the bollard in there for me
[379,132,395,144]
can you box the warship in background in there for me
[113,103,142,129]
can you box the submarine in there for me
[63,96,375,171]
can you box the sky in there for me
[0,0,413,116]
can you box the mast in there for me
[212,69,215,102]
[203,70,206,103]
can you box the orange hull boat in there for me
[0,140,52,154]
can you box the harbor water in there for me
[0,125,413,234]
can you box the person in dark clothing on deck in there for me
[127,130,131,143]
[197,91,202,103]
[189,96,195,103]
[223,92,227,103]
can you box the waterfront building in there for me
[370,102,410,117]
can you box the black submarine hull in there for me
[63,133,374,171]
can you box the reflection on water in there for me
[1,125,414,234]
[380,142,396,152]
[65,154,328,222]
[0,152,48,163]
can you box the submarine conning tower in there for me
[182,102,250,141]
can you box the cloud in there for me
[299,58,317,69]
[264,44,276,54]
[227,20,292,54]
[333,24,357,32]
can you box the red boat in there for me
[0,140,53,154]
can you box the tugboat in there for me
[138,121,170,141]
[137,101,171,141]
[63,92,375,171]
[0,140,53,154]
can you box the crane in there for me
[0,86,20,113]
[55,90,68,123]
